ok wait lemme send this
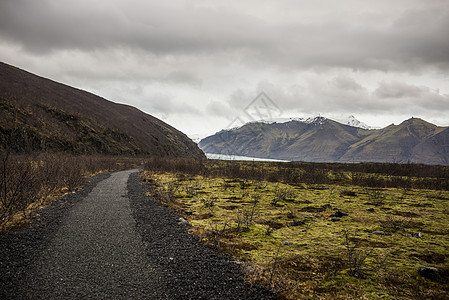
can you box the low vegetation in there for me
[0,150,141,232]
[143,158,449,299]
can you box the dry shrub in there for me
[0,150,140,230]
[0,152,41,226]
[143,158,449,191]
[245,254,345,299]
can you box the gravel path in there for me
[0,169,273,299]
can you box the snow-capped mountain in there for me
[332,115,371,130]
[257,114,371,129]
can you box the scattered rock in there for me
[321,204,332,209]
[289,220,305,227]
[315,213,323,218]
[178,217,188,224]
[412,232,422,238]
[418,203,427,207]
[241,264,255,275]
[418,266,440,281]
[282,241,293,246]
[332,210,348,218]
[372,231,386,235]
[366,207,375,212]
[331,217,341,222]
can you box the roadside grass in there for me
[142,160,449,299]
[0,152,142,232]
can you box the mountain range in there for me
[199,116,449,165]
[254,115,372,130]
[0,62,204,158]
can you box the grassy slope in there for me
[143,162,449,299]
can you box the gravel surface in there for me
[0,169,273,299]
[0,171,111,299]
[127,171,273,300]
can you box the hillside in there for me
[199,117,449,165]
[0,62,204,158]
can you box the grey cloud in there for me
[374,81,424,98]
[1,0,448,72]
[0,0,266,54]
[205,100,235,118]
[332,76,364,91]
[372,80,449,114]
[1,0,448,134]
[139,94,201,117]
[165,71,202,86]
[247,77,449,119]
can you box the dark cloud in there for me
[1,0,448,135]
[1,0,448,72]
[374,81,424,98]
[372,81,449,114]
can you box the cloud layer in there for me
[1,0,448,136]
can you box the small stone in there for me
[322,204,332,209]
[282,241,293,246]
[418,266,440,281]
[418,203,427,207]
[332,210,348,218]
[331,217,341,222]
[178,217,188,224]
[373,231,386,235]
[412,232,422,238]
[366,207,375,212]
[315,213,323,218]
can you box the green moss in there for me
[143,168,449,299]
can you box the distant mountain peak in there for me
[250,114,371,130]
[333,115,371,130]
[304,115,327,125]
[402,117,433,126]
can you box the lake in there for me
[205,153,289,162]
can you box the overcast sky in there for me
[1,0,448,138]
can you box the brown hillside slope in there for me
[0,62,204,158]
[341,118,446,163]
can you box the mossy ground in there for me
[142,167,449,299]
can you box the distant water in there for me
[205,153,288,162]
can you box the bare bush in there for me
[342,230,388,278]
[0,151,40,226]
[272,185,296,206]
[367,188,386,206]
[0,151,141,230]
[143,157,449,191]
